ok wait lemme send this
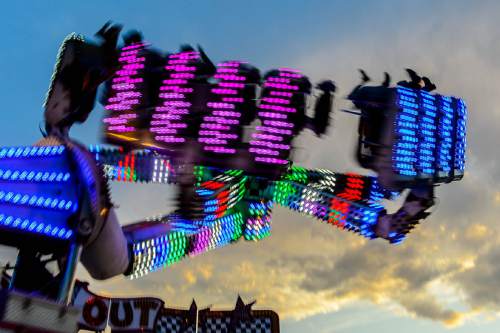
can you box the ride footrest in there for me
[0,290,79,333]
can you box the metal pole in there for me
[8,248,34,291]
[8,252,23,290]
[57,243,82,305]
[195,307,198,333]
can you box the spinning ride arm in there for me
[0,27,468,286]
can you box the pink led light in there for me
[162,79,188,85]
[200,123,230,131]
[151,114,181,120]
[108,125,135,132]
[263,82,299,91]
[112,77,128,83]
[255,157,288,165]
[212,133,238,139]
[169,51,199,59]
[152,50,203,144]
[198,138,228,145]
[269,91,293,97]
[217,68,238,74]
[162,123,188,129]
[163,101,192,107]
[249,67,305,165]
[211,88,238,95]
[259,104,296,113]
[279,72,302,78]
[112,77,143,84]
[154,136,186,143]
[207,102,235,109]
[262,120,294,128]
[214,118,239,125]
[159,86,194,93]
[261,97,290,104]
[222,97,244,103]
[218,61,245,67]
[212,111,241,117]
[111,83,135,90]
[159,93,185,99]
[104,43,147,135]
[155,105,189,112]
[219,82,245,88]
[252,133,284,142]
[255,126,292,135]
[105,104,136,111]
[214,74,246,81]
[164,65,197,71]
[199,130,221,136]
[122,43,145,51]
[198,61,249,155]
[150,129,178,135]
[267,77,291,84]
[117,56,145,63]
[257,112,287,119]
[120,49,139,56]
[249,141,290,150]
[123,63,145,70]
[190,228,211,255]
[203,146,236,154]
[170,73,195,79]
[248,148,279,156]
[114,113,136,119]
[203,116,224,122]
[150,120,176,126]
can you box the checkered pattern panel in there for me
[155,315,273,333]
[234,318,272,333]
[201,317,230,332]
[155,315,195,333]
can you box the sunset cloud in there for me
[1,0,499,332]
[87,4,500,326]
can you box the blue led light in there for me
[0,213,73,240]
[0,146,65,159]
[436,96,454,174]
[394,87,420,176]
[393,87,467,180]
[416,91,438,176]
[0,191,76,211]
[453,98,467,174]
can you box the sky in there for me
[1,0,500,332]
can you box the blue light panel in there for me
[453,98,467,176]
[436,95,454,177]
[394,87,419,176]
[0,146,78,242]
[418,91,438,175]
[393,87,467,181]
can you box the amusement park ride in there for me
[0,23,467,332]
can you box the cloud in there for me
[454,245,500,311]
[80,0,500,330]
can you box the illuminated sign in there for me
[73,283,163,332]
[73,282,279,333]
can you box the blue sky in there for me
[1,1,500,332]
